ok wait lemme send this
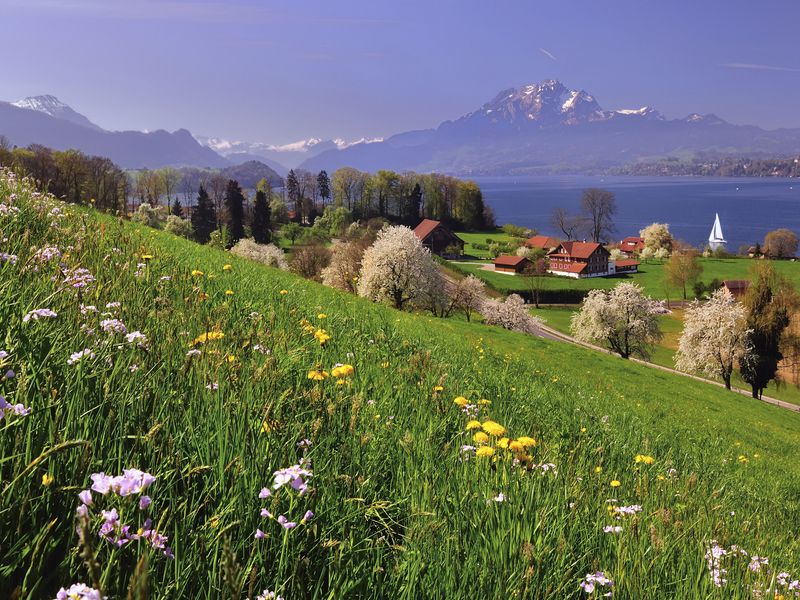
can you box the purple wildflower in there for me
[23,308,57,322]
[99,318,127,335]
[54,582,104,600]
[301,510,314,523]
[78,489,93,506]
[272,463,313,495]
[277,515,297,529]
[258,487,272,499]
[254,528,266,539]
[0,252,17,265]
[0,394,30,420]
[579,571,614,595]
[139,495,151,510]
[125,331,148,348]
[68,348,95,366]
[62,267,95,289]
[256,590,284,600]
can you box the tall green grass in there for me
[3,171,800,599]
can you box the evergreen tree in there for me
[286,169,300,221]
[191,185,216,244]
[252,188,272,244]
[170,197,183,217]
[317,170,331,208]
[740,264,792,398]
[224,179,246,246]
[405,183,422,225]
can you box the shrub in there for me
[481,294,543,334]
[230,238,288,270]
[321,239,369,293]
[131,203,166,229]
[290,244,332,281]
[164,215,193,238]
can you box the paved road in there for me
[535,322,800,413]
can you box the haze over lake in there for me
[476,176,800,252]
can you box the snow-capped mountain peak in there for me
[12,95,102,131]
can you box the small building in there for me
[494,255,531,274]
[547,241,611,278]
[412,219,464,256]
[525,235,562,252]
[614,259,640,274]
[619,236,645,256]
[723,279,750,300]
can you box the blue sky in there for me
[2,0,799,143]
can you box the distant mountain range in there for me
[0,95,228,169]
[298,80,800,175]
[5,82,800,176]
[194,135,383,175]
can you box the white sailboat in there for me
[708,213,726,250]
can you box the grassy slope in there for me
[4,177,800,598]
[532,306,800,405]
[454,257,800,300]
[456,230,518,258]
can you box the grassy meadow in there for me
[5,171,800,598]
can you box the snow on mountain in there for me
[195,134,383,169]
[12,95,103,131]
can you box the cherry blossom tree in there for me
[358,226,439,310]
[571,282,662,359]
[675,288,751,390]
[481,294,543,334]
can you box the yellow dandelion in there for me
[594,466,603,473]
[331,364,354,378]
[317,313,327,319]
[433,385,444,392]
[381,361,389,368]
[279,289,288,295]
[473,431,489,444]
[475,446,495,457]
[610,479,621,488]
[198,292,209,301]
[42,473,54,487]
[465,420,481,430]
[580,427,587,433]
[191,330,225,346]
[226,354,236,363]
[634,454,655,465]
[656,474,665,481]
[497,437,510,449]
[517,436,536,447]
[453,396,469,408]
[223,264,232,271]
[225,289,234,296]
[314,329,331,346]
[307,369,329,381]
[738,455,748,464]
[191,269,204,276]
[141,254,154,260]
[477,398,492,406]
[508,440,524,453]
[482,420,506,437]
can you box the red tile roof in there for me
[550,262,588,274]
[614,259,640,268]
[494,254,528,267]
[550,241,605,259]
[620,236,645,249]
[412,219,442,241]
[525,235,562,249]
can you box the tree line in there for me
[0,138,128,212]
[285,167,494,231]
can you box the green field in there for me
[454,256,800,301]
[532,305,800,405]
[455,230,520,258]
[5,173,800,598]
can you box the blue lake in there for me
[474,176,800,251]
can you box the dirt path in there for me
[536,322,800,413]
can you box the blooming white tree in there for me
[609,248,626,262]
[450,275,486,322]
[654,247,670,261]
[481,294,543,334]
[358,226,440,310]
[675,288,751,389]
[230,239,288,270]
[639,222,673,252]
[570,282,662,359]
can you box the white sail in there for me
[708,213,726,250]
